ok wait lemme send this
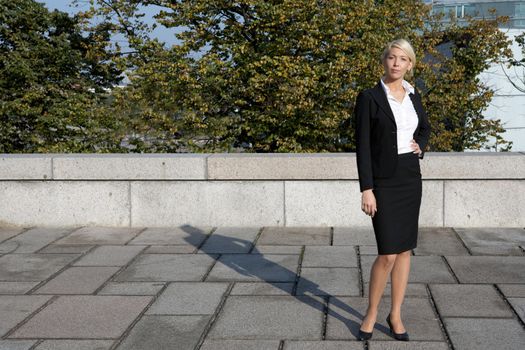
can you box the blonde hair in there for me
[381,39,416,79]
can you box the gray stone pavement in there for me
[0,226,524,350]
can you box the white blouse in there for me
[380,77,419,154]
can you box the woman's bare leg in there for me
[360,254,397,332]
[389,250,411,332]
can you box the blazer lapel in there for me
[370,82,396,125]
[408,92,423,129]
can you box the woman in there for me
[354,38,431,341]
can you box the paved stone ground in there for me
[0,226,524,350]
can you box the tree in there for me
[0,0,124,152]
[503,31,525,93]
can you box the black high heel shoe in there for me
[386,313,409,341]
[357,328,373,341]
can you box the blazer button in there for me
[393,145,396,149]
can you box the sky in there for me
[39,0,181,46]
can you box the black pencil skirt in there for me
[371,151,422,255]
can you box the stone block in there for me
[258,227,331,246]
[302,246,358,267]
[445,256,525,283]
[368,341,449,349]
[53,154,207,180]
[429,284,512,317]
[35,340,113,350]
[363,283,428,297]
[333,227,376,246]
[0,181,130,227]
[98,282,165,296]
[251,245,303,255]
[200,340,280,350]
[72,246,144,266]
[34,267,120,295]
[283,340,364,350]
[9,295,151,339]
[0,282,39,295]
[115,254,217,282]
[0,227,24,244]
[145,245,196,254]
[508,298,525,324]
[146,282,229,315]
[230,282,294,296]
[444,317,525,350]
[55,227,142,245]
[207,295,325,340]
[0,227,73,254]
[127,226,212,246]
[0,295,52,337]
[206,254,298,282]
[208,153,357,180]
[116,315,209,350]
[444,180,525,227]
[497,284,525,297]
[285,181,368,226]
[198,227,260,254]
[413,227,469,256]
[0,155,51,180]
[296,268,360,296]
[130,181,284,226]
[419,180,444,227]
[0,254,78,282]
[0,340,36,350]
[420,152,525,179]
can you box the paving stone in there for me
[455,227,525,246]
[197,227,259,254]
[358,245,378,255]
[146,282,229,315]
[206,254,298,282]
[296,268,360,296]
[360,255,456,284]
[127,226,212,246]
[333,227,376,246]
[0,227,24,243]
[115,254,217,282]
[469,245,524,256]
[251,245,303,254]
[413,227,469,256]
[283,340,364,350]
[9,295,151,339]
[145,245,196,254]
[116,315,209,350]
[208,295,325,340]
[200,340,280,350]
[363,283,428,297]
[38,244,95,254]
[429,284,513,317]
[325,297,443,341]
[98,282,165,296]
[0,227,72,254]
[35,340,113,350]
[445,256,525,283]
[0,282,39,294]
[302,246,357,267]
[0,254,78,282]
[368,341,449,349]
[497,284,525,297]
[0,295,52,337]
[444,317,525,350]
[508,298,525,323]
[258,227,331,246]
[0,340,36,350]
[72,245,144,266]
[54,227,143,245]
[230,282,294,295]
[34,266,120,294]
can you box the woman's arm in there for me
[354,91,374,192]
[414,89,431,159]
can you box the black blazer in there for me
[354,81,431,193]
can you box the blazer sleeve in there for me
[414,89,431,159]
[354,91,374,192]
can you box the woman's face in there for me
[383,47,412,80]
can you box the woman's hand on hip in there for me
[361,189,377,218]
[410,139,422,155]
